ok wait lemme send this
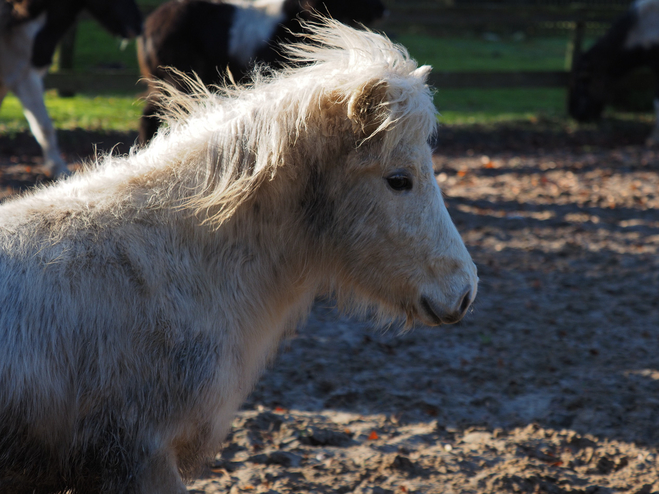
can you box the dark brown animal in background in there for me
[568,0,659,144]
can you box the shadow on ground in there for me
[1,123,657,493]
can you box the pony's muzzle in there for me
[420,285,473,326]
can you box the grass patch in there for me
[55,0,164,71]
[68,21,140,72]
[0,91,144,133]
[434,87,567,124]
[395,33,574,72]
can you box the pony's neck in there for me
[192,186,320,383]
[145,79,344,302]
[194,167,322,309]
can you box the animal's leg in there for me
[139,97,163,145]
[11,68,69,177]
[647,98,659,146]
[646,67,659,146]
[0,85,9,109]
[132,452,187,494]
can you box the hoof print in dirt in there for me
[248,451,302,468]
[299,426,354,447]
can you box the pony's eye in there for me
[385,172,413,191]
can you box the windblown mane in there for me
[140,19,437,227]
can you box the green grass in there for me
[396,33,574,72]
[64,0,169,71]
[435,87,567,125]
[0,0,164,133]
[0,91,144,133]
[66,21,140,72]
[393,32,590,124]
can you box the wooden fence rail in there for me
[49,68,656,94]
[44,71,146,94]
[43,70,577,93]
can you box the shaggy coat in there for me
[0,21,477,493]
[0,0,142,177]
[568,0,659,142]
[136,0,386,143]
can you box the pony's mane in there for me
[145,20,437,227]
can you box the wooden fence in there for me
[43,1,648,94]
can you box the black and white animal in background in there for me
[0,0,143,177]
[569,0,659,143]
[136,0,387,143]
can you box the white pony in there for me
[0,21,477,493]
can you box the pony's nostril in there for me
[420,287,473,326]
[457,287,472,316]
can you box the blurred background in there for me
[0,0,650,134]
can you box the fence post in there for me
[570,20,586,71]
[565,3,586,73]
[57,22,77,97]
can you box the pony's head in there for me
[154,21,477,327]
[280,23,477,326]
[84,0,143,39]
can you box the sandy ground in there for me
[0,119,657,493]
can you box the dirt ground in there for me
[1,118,658,493]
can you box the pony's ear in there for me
[411,65,432,82]
[346,80,389,141]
